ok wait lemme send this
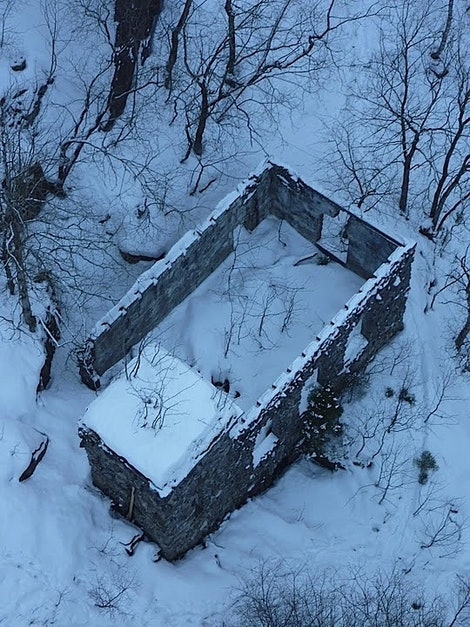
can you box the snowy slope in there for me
[1,0,470,625]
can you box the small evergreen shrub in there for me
[398,386,416,405]
[385,386,394,398]
[415,450,439,484]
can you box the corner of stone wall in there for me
[361,245,415,350]
[77,341,101,390]
[315,244,415,391]
[241,167,278,231]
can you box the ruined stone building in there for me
[78,162,415,560]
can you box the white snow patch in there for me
[0,307,44,416]
[344,322,369,365]
[299,370,318,415]
[0,418,46,483]
[230,243,414,437]
[82,343,243,494]
[252,422,279,467]
[154,216,364,410]
[318,212,350,261]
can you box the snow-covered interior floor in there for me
[151,216,364,410]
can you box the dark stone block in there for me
[11,58,26,72]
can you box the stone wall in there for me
[79,162,415,559]
[79,169,272,387]
[269,165,340,243]
[78,163,406,388]
[79,238,415,560]
[345,215,398,279]
[80,417,296,561]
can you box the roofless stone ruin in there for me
[78,162,415,560]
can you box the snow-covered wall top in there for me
[82,238,414,497]
[78,161,411,389]
[82,343,243,493]
[231,241,415,438]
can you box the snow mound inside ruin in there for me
[82,343,243,493]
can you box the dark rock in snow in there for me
[11,58,26,71]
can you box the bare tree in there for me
[426,245,470,359]
[418,498,464,558]
[99,0,163,131]
[0,92,57,332]
[453,252,470,354]
[347,371,418,468]
[164,0,193,94]
[160,0,375,163]
[89,563,135,618]
[0,1,163,342]
[431,0,455,61]
[0,0,14,49]
[326,1,469,237]
[233,561,470,626]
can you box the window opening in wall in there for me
[252,421,278,467]
[299,369,319,414]
[344,319,369,366]
[317,212,349,263]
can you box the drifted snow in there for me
[0,302,44,417]
[2,1,470,625]
[82,343,242,494]
[252,421,279,467]
[153,216,364,410]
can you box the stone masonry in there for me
[79,162,415,560]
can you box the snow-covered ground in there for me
[1,0,470,625]
[154,216,363,410]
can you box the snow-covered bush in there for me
[415,450,439,485]
[233,562,470,627]
[303,385,345,470]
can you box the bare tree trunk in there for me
[1,234,15,295]
[165,0,193,93]
[429,78,469,231]
[9,219,36,332]
[431,154,470,231]
[104,0,163,130]
[225,0,236,78]
[431,0,454,60]
[455,278,470,352]
[193,81,209,156]
[398,154,412,214]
